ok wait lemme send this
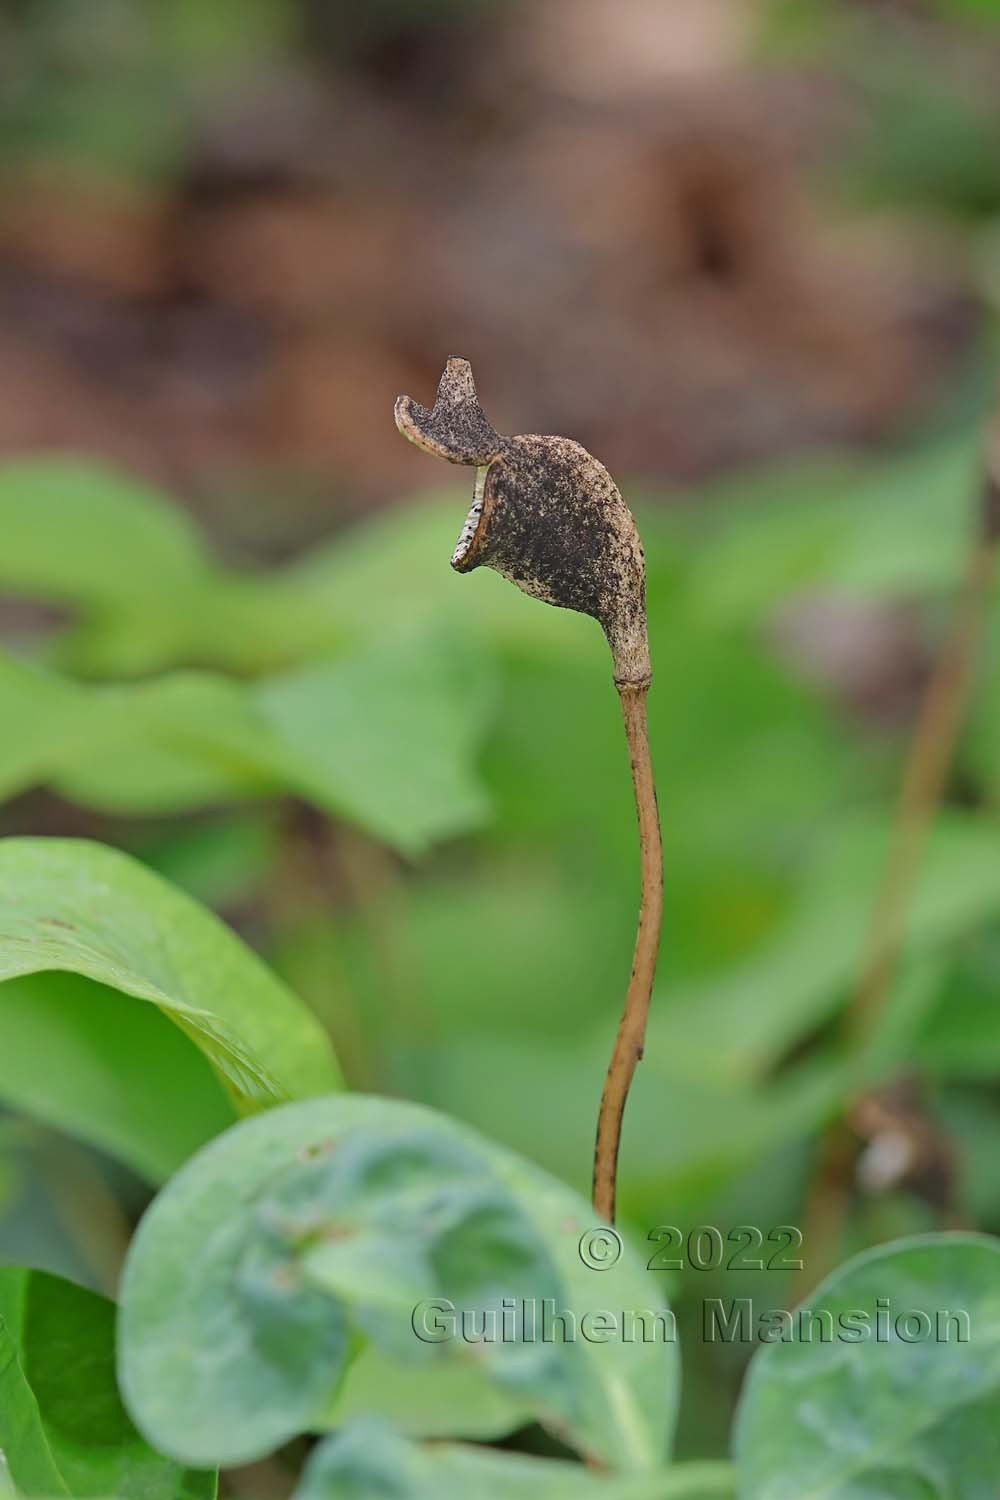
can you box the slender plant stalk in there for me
[395,358,660,1218]
[847,539,995,1046]
[801,424,999,1286]
[593,682,664,1223]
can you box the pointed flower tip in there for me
[394,357,502,467]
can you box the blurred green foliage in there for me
[2,0,1000,1487]
[0,837,339,1168]
[0,1264,213,1498]
[297,1419,736,1498]
[1,428,999,1468]
[2,0,292,179]
[761,0,1000,217]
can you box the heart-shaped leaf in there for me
[118,1096,677,1473]
[735,1232,1000,1499]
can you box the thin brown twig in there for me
[801,423,1000,1286]
[592,681,664,1224]
[847,540,996,1049]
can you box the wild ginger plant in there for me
[0,395,996,1500]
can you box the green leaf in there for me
[51,673,263,815]
[134,812,280,911]
[0,1266,214,1499]
[963,603,1000,807]
[937,0,1000,18]
[118,1097,677,1473]
[253,630,495,853]
[0,633,494,856]
[298,1419,735,1498]
[0,654,256,816]
[678,441,977,625]
[914,929,1000,1077]
[734,1232,1000,1500]
[0,973,235,1182]
[0,459,325,676]
[936,1089,1000,1225]
[0,838,340,1114]
[0,460,210,611]
[651,813,1000,1085]
[328,1353,536,1443]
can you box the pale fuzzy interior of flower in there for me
[451,463,490,565]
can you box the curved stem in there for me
[592,682,663,1223]
[800,459,998,1289]
[846,538,994,1047]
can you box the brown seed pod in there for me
[395,357,651,686]
[395,358,662,1224]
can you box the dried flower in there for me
[396,357,651,686]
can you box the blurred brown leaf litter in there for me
[0,0,983,559]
